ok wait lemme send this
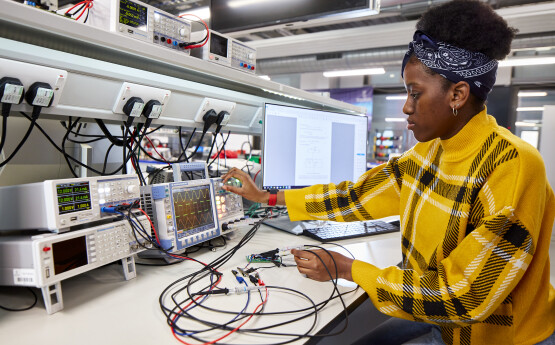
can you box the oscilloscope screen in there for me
[172,185,215,238]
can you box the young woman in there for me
[222,1,555,344]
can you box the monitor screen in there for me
[209,32,228,58]
[172,184,215,239]
[210,0,369,33]
[262,103,368,190]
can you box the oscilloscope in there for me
[140,179,220,258]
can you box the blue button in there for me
[240,62,244,67]
[173,41,178,46]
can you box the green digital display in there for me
[57,187,73,194]
[119,0,147,29]
[56,182,92,215]
[74,194,90,202]
[58,195,74,204]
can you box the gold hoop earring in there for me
[452,105,459,117]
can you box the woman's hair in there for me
[411,0,517,107]
[416,0,517,60]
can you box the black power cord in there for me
[18,112,141,177]
[121,97,144,174]
[0,77,25,156]
[207,131,231,172]
[142,99,162,130]
[205,110,230,164]
[184,109,218,161]
[215,110,230,134]
[0,287,38,312]
[0,81,53,168]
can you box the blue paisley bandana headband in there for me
[401,31,498,100]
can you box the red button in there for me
[167,39,172,44]
[251,66,255,70]
[43,246,51,252]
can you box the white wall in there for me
[539,105,555,241]
[300,72,331,90]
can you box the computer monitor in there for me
[262,103,368,190]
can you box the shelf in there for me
[0,1,365,135]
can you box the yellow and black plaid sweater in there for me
[285,109,555,345]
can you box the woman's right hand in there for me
[221,167,268,204]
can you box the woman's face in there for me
[402,60,458,142]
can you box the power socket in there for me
[194,97,236,124]
[0,58,67,108]
[112,82,170,117]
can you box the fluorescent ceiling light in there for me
[517,91,547,97]
[386,95,406,100]
[179,6,210,20]
[516,107,545,112]
[385,118,406,122]
[515,121,541,127]
[498,57,555,67]
[258,75,271,81]
[323,68,385,78]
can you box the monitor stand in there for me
[262,217,322,235]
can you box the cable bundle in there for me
[157,213,361,345]
[64,0,93,22]
[178,13,210,50]
[12,112,233,186]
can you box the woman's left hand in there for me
[291,249,354,282]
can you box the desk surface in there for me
[0,223,401,345]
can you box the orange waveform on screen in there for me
[172,187,214,231]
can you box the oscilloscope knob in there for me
[126,185,137,194]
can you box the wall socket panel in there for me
[112,82,171,117]
[0,58,67,108]
[194,97,236,124]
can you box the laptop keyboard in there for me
[302,220,400,242]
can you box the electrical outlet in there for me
[112,82,170,117]
[0,58,67,107]
[194,98,236,124]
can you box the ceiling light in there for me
[386,95,406,101]
[385,118,406,122]
[516,107,545,112]
[517,91,547,97]
[323,68,385,78]
[498,57,555,67]
[258,75,271,81]
[515,121,542,127]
